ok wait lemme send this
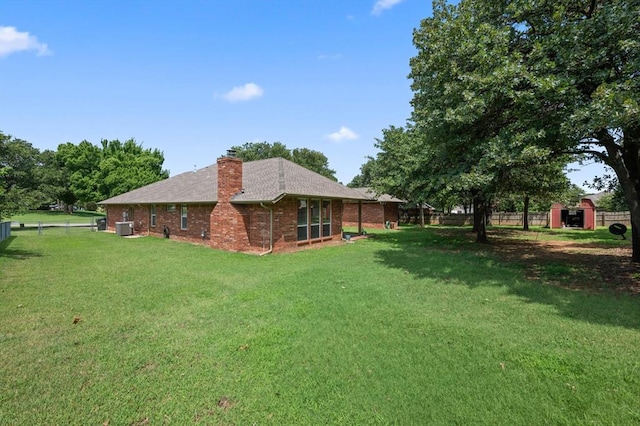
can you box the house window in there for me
[167,204,176,212]
[322,200,331,237]
[181,205,188,230]
[150,204,156,227]
[310,199,320,239]
[297,198,332,242]
[297,199,308,241]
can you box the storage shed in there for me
[550,198,596,230]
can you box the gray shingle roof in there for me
[351,187,405,203]
[100,157,368,205]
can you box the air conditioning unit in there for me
[115,221,133,236]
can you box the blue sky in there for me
[0,0,606,189]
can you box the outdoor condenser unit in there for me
[115,221,133,236]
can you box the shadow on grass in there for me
[373,227,640,331]
[0,237,42,260]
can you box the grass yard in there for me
[1,226,638,424]
[6,210,105,225]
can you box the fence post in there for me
[38,221,43,236]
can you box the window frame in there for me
[180,204,188,230]
[150,204,157,227]
[297,198,332,242]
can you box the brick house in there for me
[99,151,369,253]
[342,187,403,230]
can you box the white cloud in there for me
[327,126,359,142]
[220,83,264,102]
[0,26,52,58]
[371,0,404,16]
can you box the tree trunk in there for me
[476,201,488,243]
[472,194,489,243]
[523,195,530,231]
[419,203,425,228]
[472,196,479,233]
[596,128,639,263]
[631,220,640,263]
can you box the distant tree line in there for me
[230,141,337,181]
[0,131,169,220]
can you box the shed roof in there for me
[99,157,368,205]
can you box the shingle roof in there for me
[351,187,405,203]
[100,157,368,205]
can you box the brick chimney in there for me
[217,149,243,202]
[210,149,248,251]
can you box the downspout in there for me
[259,202,273,256]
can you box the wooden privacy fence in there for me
[413,212,631,227]
[0,221,11,243]
[596,211,631,227]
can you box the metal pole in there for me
[38,221,42,236]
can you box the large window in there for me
[297,198,331,241]
[181,205,188,230]
[310,199,320,239]
[322,200,331,237]
[150,204,156,227]
[297,199,308,241]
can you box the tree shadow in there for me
[373,227,640,331]
[0,237,42,260]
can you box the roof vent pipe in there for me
[226,149,237,158]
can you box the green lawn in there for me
[6,210,105,225]
[1,226,638,425]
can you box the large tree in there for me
[56,138,169,205]
[231,141,337,181]
[407,0,639,259]
[0,132,50,219]
[348,157,377,188]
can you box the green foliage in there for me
[347,157,376,188]
[0,132,55,219]
[56,138,169,203]
[231,141,337,180]
[597,185,628,211]
[395,0,639,258]
[232,141,291,162]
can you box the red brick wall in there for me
[105,204,215,242]
[241,198,344,252]
[343,202,399,230]
[105,197,347,253]
[384,203,399,228]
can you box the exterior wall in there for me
[383,203,399,228]
[105,204,149,234]
[580,198,596,230]
[550,203,564,229]
[105,203,216,242]
[344,202,400,229]
[245,197,345,252]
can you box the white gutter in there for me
[259,202,273,256]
